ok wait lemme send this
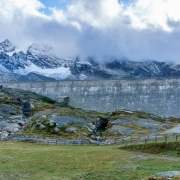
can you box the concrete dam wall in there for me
[1,78,180,117]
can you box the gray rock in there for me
[9,115,22,120]
[5,123,20,132]
[134,119,166,129]
[18,120,26,126]
[82,132,87,136]
[17,98,32,116]
[87,123,96,129]
[112,119,129,125]
[0,104,17,117]
[0,121,7,130]
[49,120,56,127]
[153,171,180,178]
[109,125,134,136]
[39,124,46,130]
[148,129,159,133]
[87,127,93,132]
[65,140,84,145]
[66,127,77,133]
[22,100,31,116]
[90,135,96,140]
[42,115,47,119]
[12,127,20,132]
[54,127,59,132]
[50,116,85,128]
[31,124,36,130]
[111,118,171,134]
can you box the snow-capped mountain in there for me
[0,39,180,82]
[0,40,74,81]
[0,39,15,53]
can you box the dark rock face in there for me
[69,58,180,80]
[92,117,109,134]
[22,100,31,116]
[17,98,31,116]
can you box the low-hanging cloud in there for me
[0,0,180,63]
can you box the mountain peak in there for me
[27,44,53,56]
[4,39,11,43]
[0,39,16,53]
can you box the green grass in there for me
[120,142,180,156]
[0,142,180,179]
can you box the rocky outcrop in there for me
[108,125,135,136]
[17,98,32,116]
[92,116,109,134]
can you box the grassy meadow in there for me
[0,142,180,180]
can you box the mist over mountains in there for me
[0,39,180,82]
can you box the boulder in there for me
[54,127,59,132]
[22,100,31,116]
[17,97,31,116]
[145,171,180,180]
[39,124,46,130]
[5,123,20,133]
[108,125,134,136]
[65,127,77,133]
[17,120,25,126]
[50,116,85,128]
[49,120,56,127]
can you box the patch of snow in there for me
[79,74,86,80]
[6,48,21,56]
[22,63,71,80]
[78,60,92,65]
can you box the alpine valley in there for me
[0,39,180,82]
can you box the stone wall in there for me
[1,78,180,117]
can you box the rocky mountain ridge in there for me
[0,39,180,82]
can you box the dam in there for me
[1,78,180,117]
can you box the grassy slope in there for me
[0,142,180,180]
[120,142,180,156]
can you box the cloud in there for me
[0,0,180,63]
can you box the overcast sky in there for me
[0,0,180,63]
